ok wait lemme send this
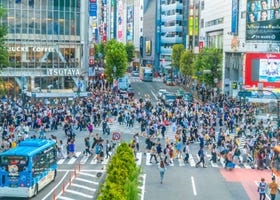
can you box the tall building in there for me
[199,0,280,96]
[0,0,89,96]
[142,0,188,73]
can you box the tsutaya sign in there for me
[8,46,55,52]
[47,68,81,76]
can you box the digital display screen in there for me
[259,59,280,82]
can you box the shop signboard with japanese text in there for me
[246,0,280,41]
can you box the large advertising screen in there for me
[246,0,280,41]
[245,53,280,88]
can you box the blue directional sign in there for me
[238,90,252,98]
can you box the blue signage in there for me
[89,1,97,17]
[231,0,239,34]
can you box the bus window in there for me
[0,156,28,175]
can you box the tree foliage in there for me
[0,8,9,68]
[171,44,185,69]
[125,43,135,63]
[104,40,127,83]
[97,142,140,200]
[193,47,222,86]
[180,50,194,77]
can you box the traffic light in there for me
[100,73,105,79]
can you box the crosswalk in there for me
[135,152,254,169]
[57,153,111,165]
[129,77,163,83]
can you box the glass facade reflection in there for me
[0,0,83,92]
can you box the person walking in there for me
[195,146,207,168]
[269,176,278,200]
[158,160,167,184]
[258,178,267,200]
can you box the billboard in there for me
[246,0,280,41]
[145,40,151,56]
[245,53,280,88]
[127,6,133,41]
[117,0,123,41]
[89,0,97,17]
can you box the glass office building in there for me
[0,0,86,95]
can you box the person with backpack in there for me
[258,178,267,200]
[195,146,206,168]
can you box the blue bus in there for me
[140,67,153,82]
[0,139,57,198]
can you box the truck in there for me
[118,76,130,90]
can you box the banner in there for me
[246,0,280,41]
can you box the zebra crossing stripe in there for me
[68,152,82,165]
[243,163,251,169]
[145,153,152,166]
[189,154,196,167]
[210,161,219,168]
[90,156,98,165]
[57,158,66,165]
[136,152,142,166]
[178,158,185,167]
[80,155,89,164]
[101,157,109,165]
[219,157,226,168]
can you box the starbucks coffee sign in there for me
[47,68,81,76]
[8,46,55,52]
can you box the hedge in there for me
[97,142,141,200]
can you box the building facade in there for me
[199,0,280,96]
[0,0,89,96]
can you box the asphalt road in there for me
[1,76,273,200]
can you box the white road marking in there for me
[151,90,158,100]
[90,156,98,165]
[136,152,142,166]
[42,171,69,200]
[67,152,81,164]
[191,176,197,196]
[210,161,219,168]
[178,158,185,167]
[146,153,152,165]
[57,158,66,164]
[57,196,76,200]
[141,174,146,200]
[101,157,109,165]
[77,171,97,178]
[189,154,196,167]
[75,177,99,185]
[80,155,89,164]
[71,183,96,192]
[65,189,93,198]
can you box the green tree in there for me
[0,8,9,68]
[171,44,185,70]
[94,43,105,67]
[180,50,194,77]
[125,43,135,63]
[105,40,127,83]
[193,47,222,86]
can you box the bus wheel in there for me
[33,184,38,197]
[52,170,57,182]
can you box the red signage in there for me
[245,53,280,88]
